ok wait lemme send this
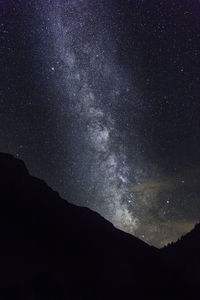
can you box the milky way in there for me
[1,0,200,247]
[43,0,140,233]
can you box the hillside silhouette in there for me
[0,153,199,299]
[161,223,200,299]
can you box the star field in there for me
[1,0,200,247]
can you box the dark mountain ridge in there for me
[0,153,199,299]
[161,223,200,298]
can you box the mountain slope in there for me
[0,153,161,300]
[161,223,200,299]
[1,152,200,299]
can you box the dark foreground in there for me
[0,153,199,299]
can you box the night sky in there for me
[1,0,200,247]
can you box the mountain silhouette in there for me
[161,223,200,299]
[0,153,199,299]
